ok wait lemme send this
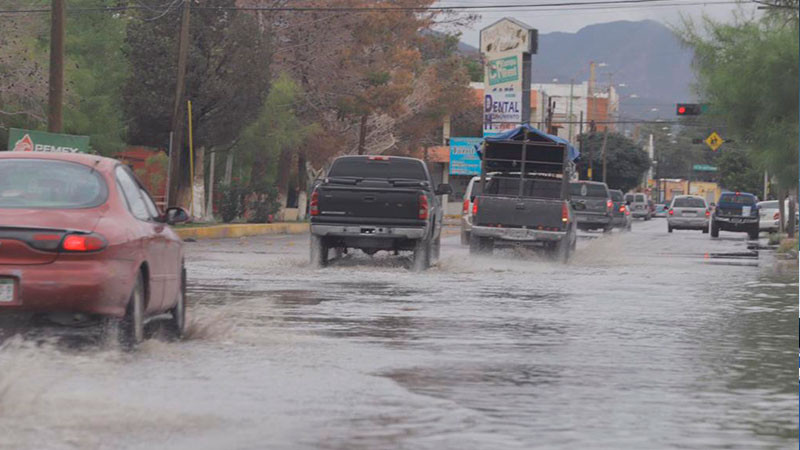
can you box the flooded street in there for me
[1,219,797,449]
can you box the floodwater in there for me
[0,219,797,449]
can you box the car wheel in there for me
[710,221,719,238]
[310,235,328,268]
[165,265,186,339]
[603,224,613,233]
[748,228,759,240]
[668,225,673,233]
[412,238,431,272]
[702,226,709,234]
[119,272,145,348]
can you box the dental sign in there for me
[6,128,89,153]
[479,18,537,137]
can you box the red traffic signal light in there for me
[676,103,704,115]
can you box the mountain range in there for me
[459,20,697,120]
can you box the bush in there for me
[244,183,280,223]
[218,182,245,223]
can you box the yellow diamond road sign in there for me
[705,131,723,152]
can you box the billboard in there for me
[449,137,483,175]
[487,56,519,86]
[483,91,522,136]
[6,128,89,153]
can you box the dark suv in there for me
[710,192,760,239]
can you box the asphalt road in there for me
[0,218,797,449]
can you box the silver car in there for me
[460,175,490,245]
[667,195,709,233]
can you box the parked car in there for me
[757,200,798,233]
[609,189,632,231]
[309,155,449,271]
[0,152,189,347]
[460,175,490,246]
[654,202,669,218]
[626,192,652,220]
[667,195,710,233]
[571,181,614,232]
[710,192,760,239]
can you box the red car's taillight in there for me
[668,209,674,216]
[606,199,613,211]
[418,194,429,220]
[562,202,569,223]
[706,209,712,217]
[619,205,626,213]
[472,197,479,216]
[62,233,107,252]
[309,189,319,216]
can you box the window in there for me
[570,183,608,198]
[719,194,756,205]
[625,194,634,203]
[609,191,623,202]
[328,157,427,180]
[116,166,151,221]
[673,197,706,208]
[634,194,646,203]
[0,159,108,209]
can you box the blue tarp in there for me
[484,124,580,161]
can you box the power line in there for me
[0,0,756,14]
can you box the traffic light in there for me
[676,103,702,115]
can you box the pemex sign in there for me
[6,128,90,153]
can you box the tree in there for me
[716,146,762,194]
[578,132,650,192]
[678,15,798,191]
[123,1,272,204]
[63,4,129,155]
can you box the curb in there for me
[175,222,309,240]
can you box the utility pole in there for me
[588,120,596,180]
[567,79,574,143]
[47,0,65,133]
[168,0,191,207]
[600,128,608,183]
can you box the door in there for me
[115,166,167,312]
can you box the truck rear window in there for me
[609,191,623,201]
[673,197,706,208]
[486,177,562,198]
[570,183,608,198]
[719,194,755,205]
[328,157,426,180]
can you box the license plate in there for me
[0,279,14,303]
[683,211,697,216]
[731,218,743,223]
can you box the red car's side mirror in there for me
[163,207,190,225]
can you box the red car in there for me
[0,152,188,346]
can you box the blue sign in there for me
[449,137,483,175]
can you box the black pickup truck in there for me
[309,155,451,270]
[469,125,578,262]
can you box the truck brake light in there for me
[562,202,569,223]
[463,199,469,214]
[606,199,613,211]
[309,190,319,216]
[668,209,674,216]
[472,197,478,216]
[706,209,711,217]
[418,194,429,220]
[368,156,389,161]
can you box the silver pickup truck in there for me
[468,125,578,262]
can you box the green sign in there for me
[6,128,90,153]
[693,164,718,172]
[487,56,519,86]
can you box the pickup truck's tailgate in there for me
[572,196,608,215]
[474,196,564,229]
[316,185,424,225]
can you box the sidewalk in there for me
[175,222,309,240]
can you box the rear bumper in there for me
[575,214,612,227]
[714,216,758,231]
[471,225,567,242]
[611,216,629,227]
[0,259,135,318]
[311,224,426,240]
[668,217,708,229]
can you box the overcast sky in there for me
[440,1,758,46]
